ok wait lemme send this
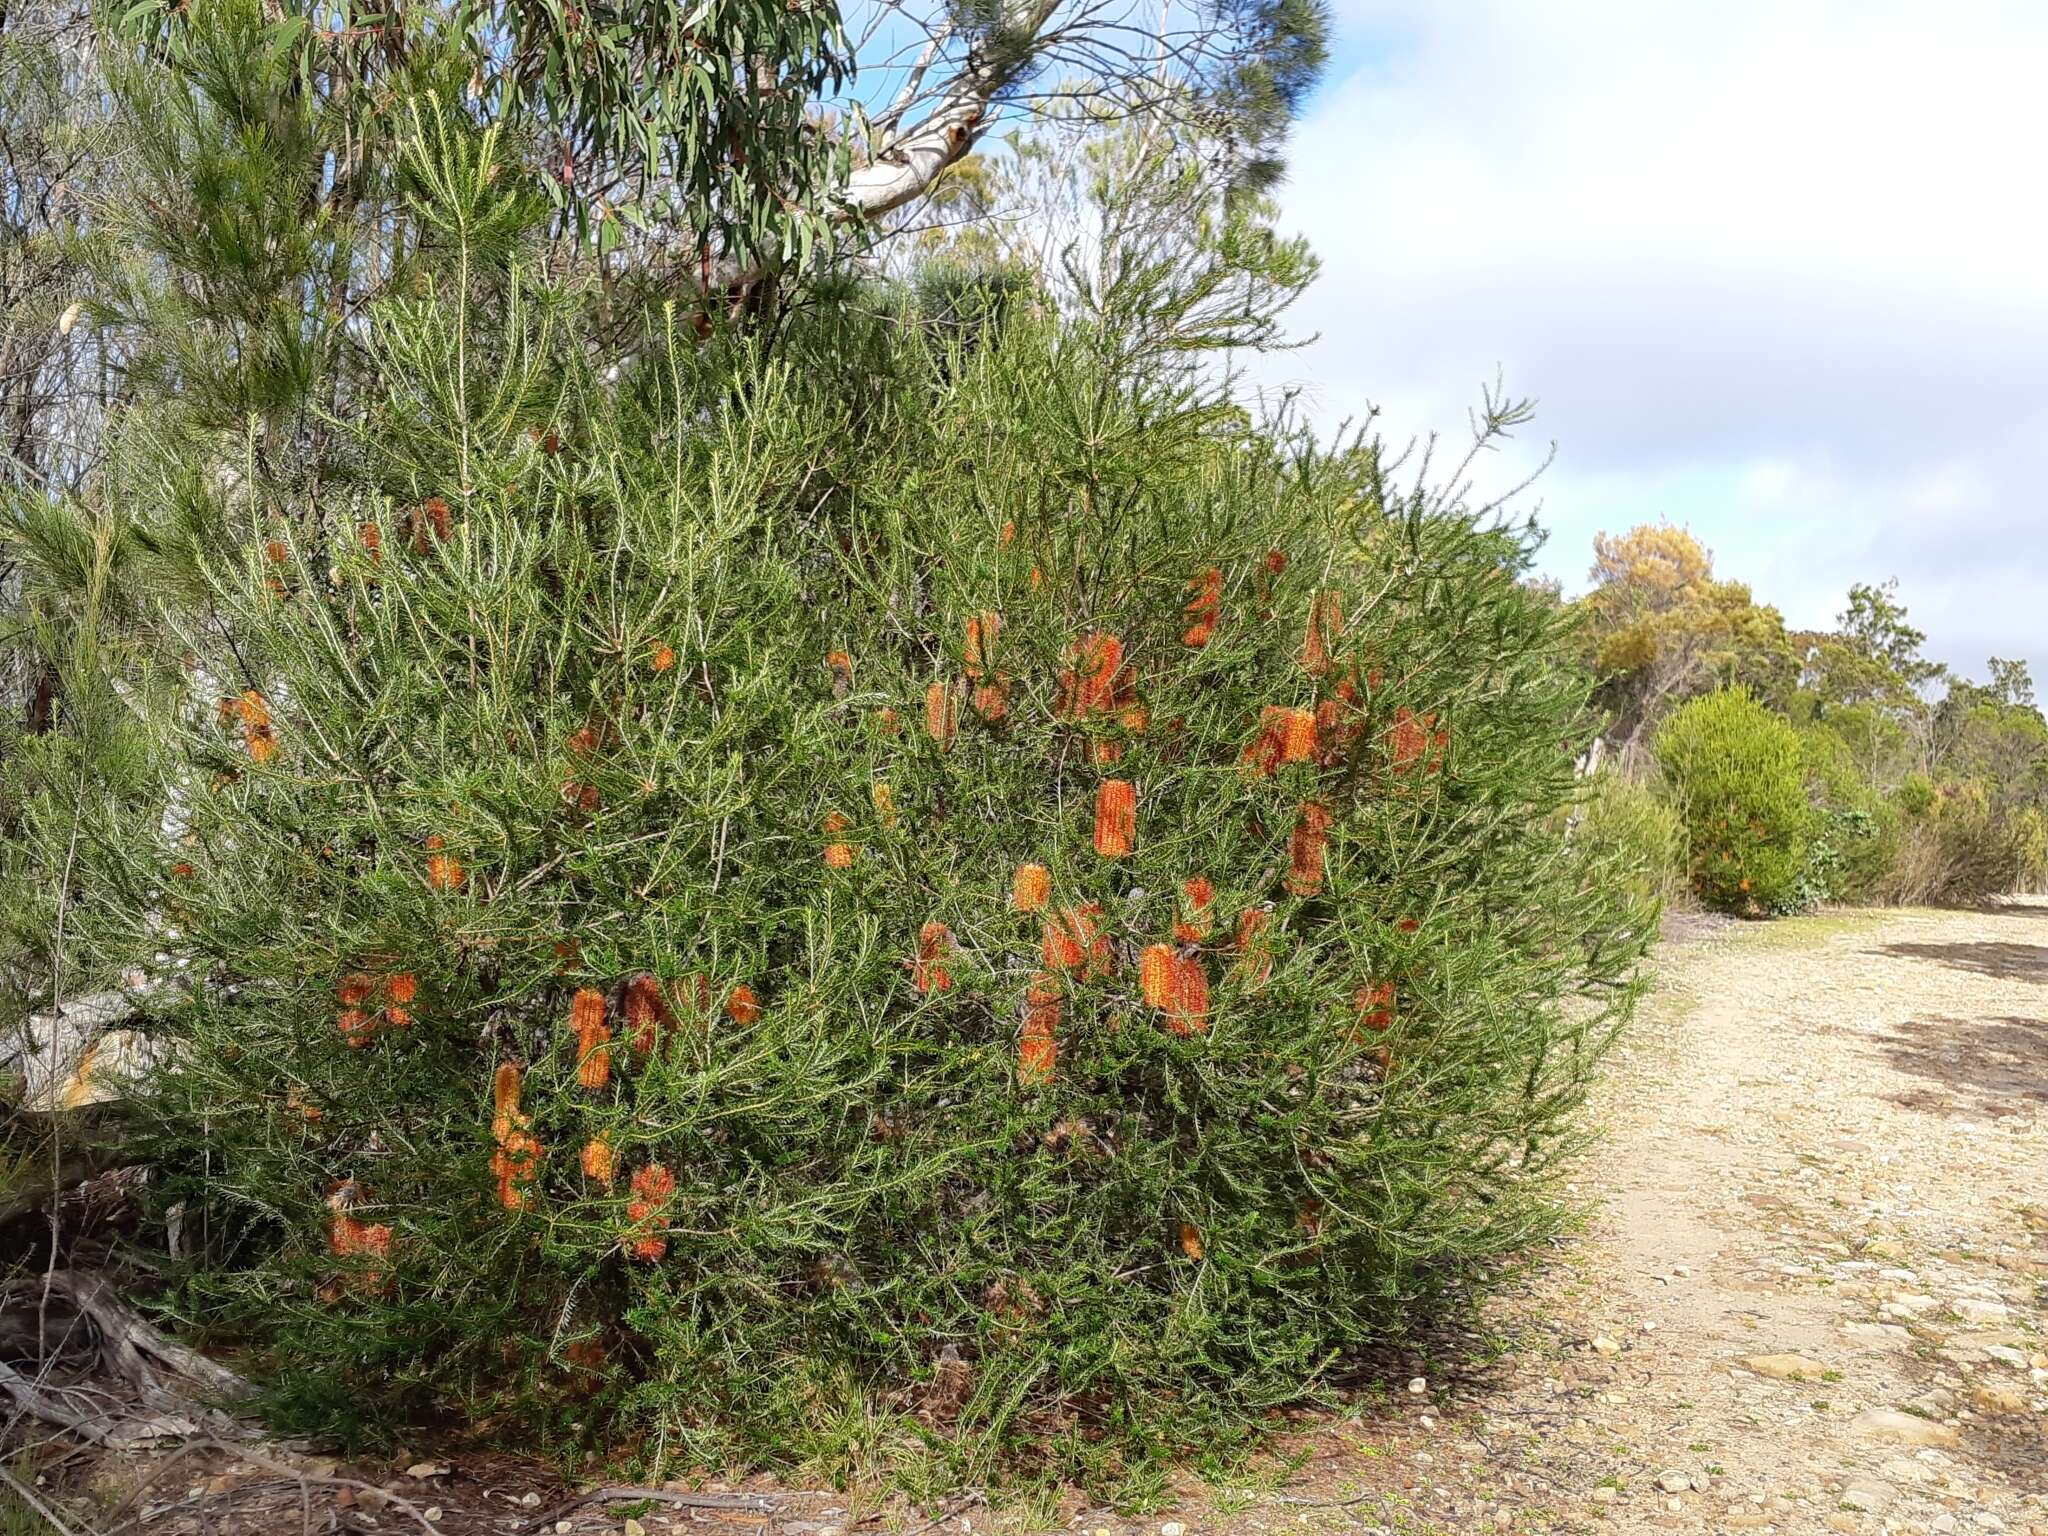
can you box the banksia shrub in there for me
[76,115,1647,1492]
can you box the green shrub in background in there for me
[1569,771,1686,915]
[1655,688,1810,914]
[1794,727,1899,906]
[1882,778,2047,904]
[1895,770,1936,817]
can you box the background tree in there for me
[1572,523,1794,760]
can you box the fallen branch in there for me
[0,1270,251,1445]
[522,1484,821,1531]
[0,1148,125,1224]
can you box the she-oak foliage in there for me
[61,90,1648,1490]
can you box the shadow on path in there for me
[1877,939,2048,983]
[1874,1012,2048,1115]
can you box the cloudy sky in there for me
[1256,0,2048,687]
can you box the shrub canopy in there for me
[38,110,1651,1493]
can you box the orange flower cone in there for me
[913,921,955,995]
[1139,943,1176,1011]
[925,680,957,749]
[1300,589,1344,674]
[964,611,1001,678]
[1012,862,1051,913]
[823,809,855,868]
[1354,981,1396,1036]
[1234,906,1274,987]
[1286,802,1332,895]
[1182,567,1221,647]
[1173,875,1215,944]
[623,972,674,1053]
[569,985,612,1089]
[1093,779,1136,859]
[1018,974,1061,1085]
[726,983,761,1025]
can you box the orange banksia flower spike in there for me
[826,650,853,699]
[1041,902,1107,976]
[1300,590,1344,675]
[964,611,1001,678]
[1179,1221,1205,1260]
[1389,708,1450,778]
[1093,779,1136,859]
[1040,905,1085,974]
[973,677,1010,722]
[1287,802,1333,896]
[624,1163,676,1261]
[823,810,856,869]
[234,689,277,764]
[650,642,676,673]
[1389,707,1426,774]
[1139,943,1176,1011]
[489,1063,542,1210]
[871,781,898,827]
[1174,875,1215,944]
[1240,705,1293,778]
[1234,906,1274,986]
[1012,862,1051,913]
[1057,633,1127,721]
[1018,974,1061,1086]
[1281,707,1317,764]
[580,1135,615,1187]
[408,495,454,553]
[1168,953,1210,1035]
[336,1009,374,1048]
[925,680,957,749]
[424,834,464,891]
[1354,981,1396,1036]
[913,921,955,995]
[360,521,382,563]
[323,1182,395,1295]
[622,972,674,1054]
[1182,567,1222,648]
[725,983,761,1025]
[569,985,612,1090]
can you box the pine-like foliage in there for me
[1656,687,1810,914]
[67,113,1649,1491]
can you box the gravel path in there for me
[1227,902,2048,1535]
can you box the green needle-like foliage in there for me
[53,102,1649,1496]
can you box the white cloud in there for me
[1259,0,2048,684]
